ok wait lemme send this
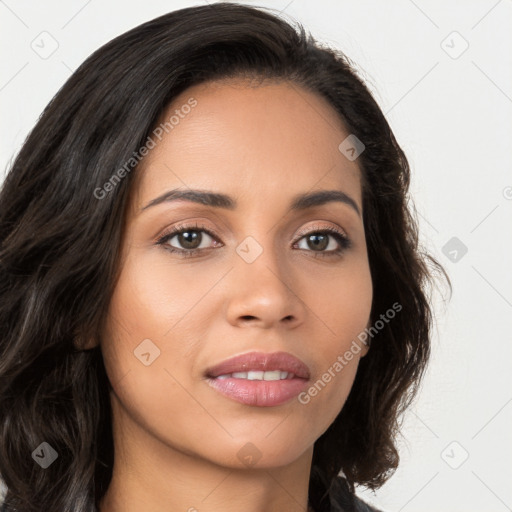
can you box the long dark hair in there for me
[0,3,450,511]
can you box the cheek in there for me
[111,248,226,338]
[306,256,373,343]
[99,255,179,395]
[296,259,372,426]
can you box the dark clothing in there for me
[326,476,384,512]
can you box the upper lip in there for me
[205,351,310,379]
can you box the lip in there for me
[206,377,309,407]
[204,351,310,407]
[204,351,310,379]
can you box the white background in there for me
[1,1,511,511]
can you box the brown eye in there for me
[161,229,216,251]
[156,222,221,257]
[294,228,351,256]
[302,233,329,251]
[172,230,205,250]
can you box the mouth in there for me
[204,350,310,379]
[204,351,310,407]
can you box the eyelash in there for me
[155,221,352,259]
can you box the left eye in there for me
[294,232,343,252]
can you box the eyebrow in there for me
[141,188,361,217]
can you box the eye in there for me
[156,222,221,257]
[293,224,351,257]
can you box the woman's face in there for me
[101,79,373,470]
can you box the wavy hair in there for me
[0,3,450,511]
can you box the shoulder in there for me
[328,475,386,512]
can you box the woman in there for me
[0,3,450,511]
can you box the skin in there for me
[97,78,373,512]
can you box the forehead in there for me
[132,79,363,213]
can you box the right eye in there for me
[156,222,223,257]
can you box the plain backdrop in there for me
[1,1,511,511]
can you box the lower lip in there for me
[206,376,309,407]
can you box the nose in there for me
[225,236,306,329]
